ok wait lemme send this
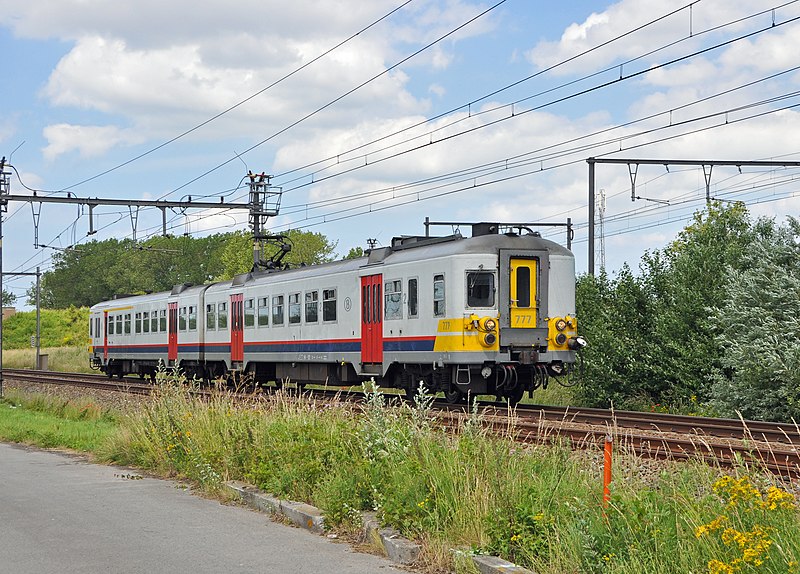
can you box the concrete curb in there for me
[224,481,325,534]
[362,512,421,565]
[472,554,537,574]
[225,481,536,573]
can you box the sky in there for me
[2,0,800,306]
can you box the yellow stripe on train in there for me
[433,317,500,352]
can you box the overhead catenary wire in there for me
[138,15,800,242]
[55,0,419,195]
[160,0,510,199]
[6,1,800,286]
[51,2,793,238]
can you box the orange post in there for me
[602,434,613,508]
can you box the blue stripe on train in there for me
[383,339,435,352]
[105,338,434,356]
[245,341,361,353]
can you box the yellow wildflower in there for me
[695,515,728,538]
[707,559,734,574]
[760,486,796,511]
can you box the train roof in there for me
[90,226,572,310]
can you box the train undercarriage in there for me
[96,356,567,405]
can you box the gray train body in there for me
[89,224,583,402]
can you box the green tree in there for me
[638,202,756,404]
[574,266,658,408]
[709,217,800,422]
[28,234,231,308]
[574,202,756,409]
[343,246,364,260]
[217,229,338,279]
[2,288,16,307]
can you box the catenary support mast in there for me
[586,158,800,275]
[0,161,281,396]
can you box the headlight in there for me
[483,318,497,331]
[483,333,497,346]
[555,318,568,331]
[568,336,587,350]
[555,333,567,346]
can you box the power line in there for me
[271,1,798,192]
[86,3,800,246]
[161,0,509,198]
[57,0,418,194]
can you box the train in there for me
[88,222,584,403]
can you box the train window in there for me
[96,317,101,338]
[159,309,167,332]
[467,272,495,308]
[408,278,418,318]
[244,299,255,328]
[372,284,381,323]
[272,295,284,325]
[143,311,150,333]
[206,304,216,330]
[258,297,269,327]
[384,280,402,320]
[114,315,121,335]
[188,305,197,331]
[218,302,228,329]
[289,293,301,325]
[124,313,132,335]
[322,289,336,322]
[516,267,531,308]
[135,313,142,334]
[90,318,93,337]
[179,307,187,332]
[433,274,446,317]
[108,316,113,335]
[305,291,319,323]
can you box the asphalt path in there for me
[0,442,399,574]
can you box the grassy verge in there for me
[101,374,799,573]
[3,374,799,573]
[0,390,118,450]
[2,346,94,373]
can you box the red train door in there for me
[230,293,244,363]
[168,302,178,362]
[360,275,383,364]
[103,310,109,361]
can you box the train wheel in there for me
[444,384,465,404]
[506,384,525,407]
[404,381,423,403]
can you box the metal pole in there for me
[588,158,596,276]
[0,156,5,397]
[566,217,572,251]
[36,267,40,370]
[0,205,4,398]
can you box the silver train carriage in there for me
[88,224,584,403]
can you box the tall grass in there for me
[98,371,799,573]
[0,389,117,450]
[3,346,94,373]
[3,307,89,349]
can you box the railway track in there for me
[4,368,155,395]
[5,368,800,477]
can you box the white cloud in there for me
[1,0,495,159]
[429,84,446,97]
[42,124,144,160]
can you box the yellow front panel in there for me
[510,258,537,328]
